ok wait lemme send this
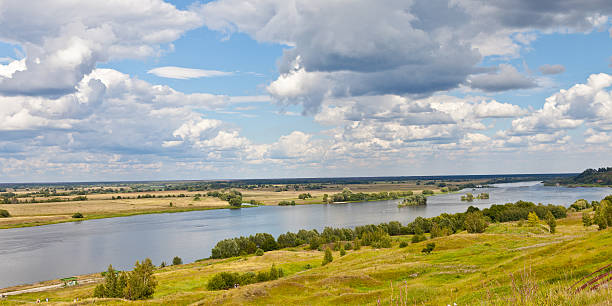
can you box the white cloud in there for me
[147,66,232,79]
[0,0,202,96]
[199,0,612,112]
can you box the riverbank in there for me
[1,211,610,305]
[0,185,446,229]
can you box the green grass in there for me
[2,214,611,305]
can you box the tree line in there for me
[209,200,567,259]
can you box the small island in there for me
[398,195,427,207]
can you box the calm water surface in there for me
[0,182,610,288]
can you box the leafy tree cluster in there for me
[207,264,284,290]
[481,200,567,223]
[278,200,296,206]
[569,199,594,211]
[93,259,157,300]
[476,193,489,199]
[594,196,612,230]
[211,233,278,258]
[298,193,312,199]
[206,190,243,207]
[329,189,413,202]
[398,195,427,206]
[461,193,474,202]
[421,189,434,195]
[0,209,10,218]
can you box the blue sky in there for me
[0,0,611,182]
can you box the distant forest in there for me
[546,168,612,186]
[0,173,576,191]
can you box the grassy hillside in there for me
[548,167,612,186]
[1,212,611,305]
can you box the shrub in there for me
[545,210,556,233]
[172,256,182,265]
[255,248,264,256]
[123,258,157,300]
[464,212,488,233]
[344,242,353,250]
[0,209,11,218]
[422,189,434,195]
[421,243,435,254]
[322,248,333,266]
[93,265,126,298]
[582,212,592,227]
[340,248,346,256]
[411,234,427,243]
[211,239,240,259]
[399,241,408,248]
[159,261,166,268]
[72,212,84,218]
[527,211,540,227]
[207,272,240,290]
[361,229,392,248]
[353,239,361,250]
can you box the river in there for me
[0,181,609,288]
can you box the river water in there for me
[0,182,610,288]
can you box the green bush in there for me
[172,256,182,265]
[422,189,434,195]
[207,265,284,291]
[340,248,346,256]
[72,212,84,218]
[344,242,353,250]
[0,209,10,218]
[255,248,264,256]
[464,212,488,233]
[545,210,556,233]
[399,241,408,248]
[421,243,435,254]
[322,248,333,265]
[582,212,592,227]
[411,233,427,243]
[124,258,157,300]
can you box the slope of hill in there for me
[2,211,611,305]
[547,167,612,186]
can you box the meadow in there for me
[0,180,465,229]
[1,210,610,305]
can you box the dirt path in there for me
[1,278,101,297]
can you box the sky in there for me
[0,0,612,182]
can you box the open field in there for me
[0,180,473,229]
[1,212,610,305]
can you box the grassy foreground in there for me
[2,212,610,305]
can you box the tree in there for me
[545,210,556,233]
[421,243,435,254]
[582,212,592,227]
[229,196,242,207]
[322,248,333,265]
[464,212,488,233]
[527,212,540,227]
[124,258,157,300]
[72,212,83,218]
[0,209,10,218]
[172,256,182,265]
[322,194,328,203]
[93,265,127,298]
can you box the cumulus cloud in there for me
[199,0,612,112]
[468,64,537,92]
[0,0,202,96]
[539,64,566,75]
[507,73,612,136]
[147,66,233,79]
